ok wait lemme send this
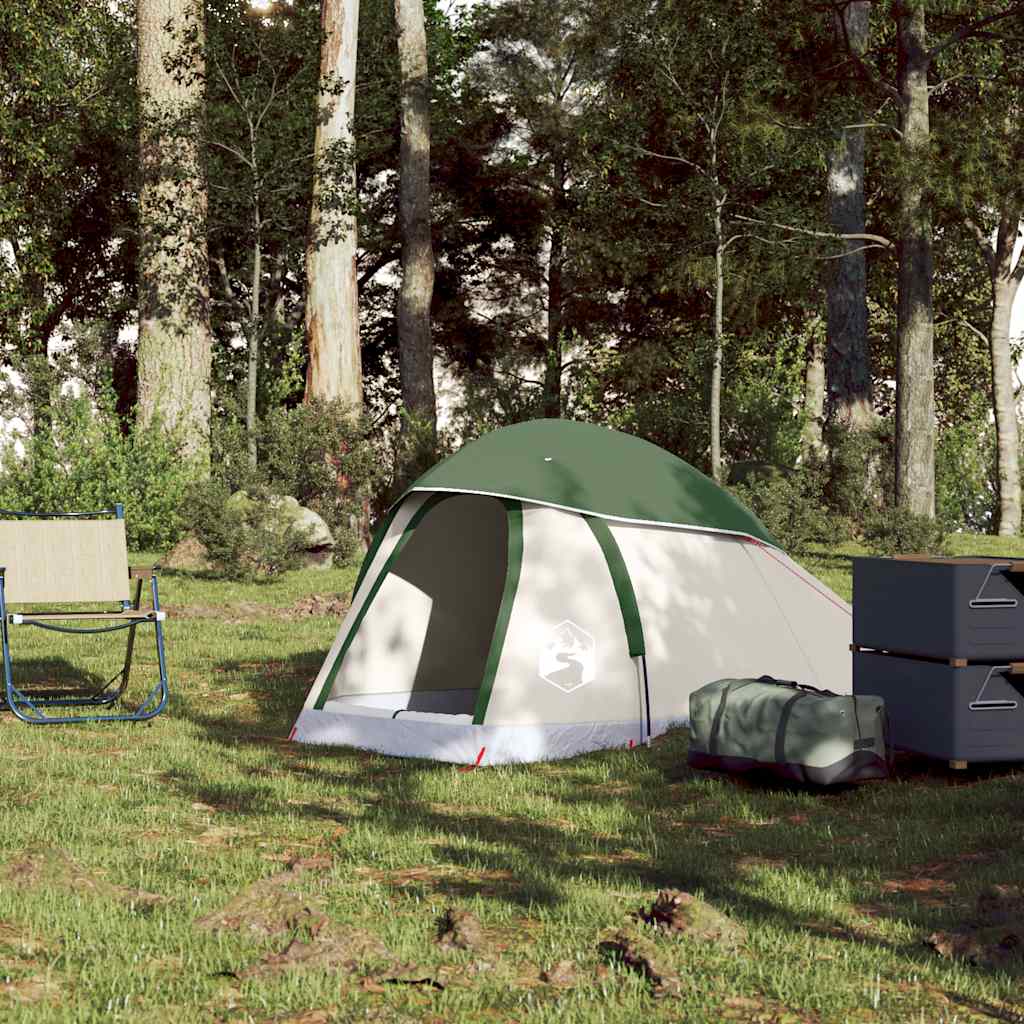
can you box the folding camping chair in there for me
[0,504,168,723]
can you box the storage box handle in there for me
[969,563,1021,609]
[969,664,1020,712]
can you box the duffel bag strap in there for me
[709,679,758,755]
[773,691,808,765]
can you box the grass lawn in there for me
[0,542,1022,1022]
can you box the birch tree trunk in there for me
[136,0,214,464]
[826,0,874,432]
[542,220,565,418]
[980,209,1024,535]
[710,191,725,483]
[802,317,828,458]
[305,0,362,411]
[894,1,935,516]
[395,0,437,439]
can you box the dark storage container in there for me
[853,556,1024,661]
[853,650,1024,762]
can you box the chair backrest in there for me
[0,519,130,604]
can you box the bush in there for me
[862,506,949,556]
[730,459,847,552]
[0,389,197,549]
[935,414,997,533]
[185,481,316,581]
[210,400,383,564]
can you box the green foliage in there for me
[210,399,383,564]
[731,461,841,553]
[862,506,950,557]
[185,480,316,581]
[935,412,997,534]
[0,389,196,549]
[0,0,136,406]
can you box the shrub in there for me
[730,459,845,552]
[185,480,316,581]
[935,415,996,533]
[209,399,383,565]
[862,506,949,556]
[0,388,197,549]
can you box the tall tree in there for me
[137,0,214,462]
[825,0,875,433]
[1,0,136,430]
[892,1,935,516]
[394,0,438,443]
[468,0,615,421]
[199,0,325,465]
[609,0,810,482]
[305,0,362,411]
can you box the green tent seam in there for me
[472,500,524,724]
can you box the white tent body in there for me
[292,492,852,764]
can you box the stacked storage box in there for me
[852,556,1024,767]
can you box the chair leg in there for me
[0,574,169,724]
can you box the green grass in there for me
[0,545,1021,1022]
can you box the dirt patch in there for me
[291,595,349,618]
[0,974,62,1006]
[239,925,391,979]
[195,862,330,938]
[736,857,789,873]
[539,959,579,987]
[4,847,162,910]
[172,595,349,624]
[925,884,1024,969]
[0,921,51,959]
[437,908,485,951]
[163,536,213,571]
[635,889,746,951]
[720,995,818,1022]
[597,928,682,998]
[190,825,257,848]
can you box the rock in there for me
[636,889,746,951]
[163,535,212,571]
[228,491,335,570]
[437,908,485,950]
[597,928,682,998]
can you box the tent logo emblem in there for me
[538,620,596,693]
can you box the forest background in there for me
[2,0,1024,566]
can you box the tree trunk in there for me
[305,0,362,412]
[136,0,214,464]
[989,209,1023,535]
[247,210,261,470]
[710,194,725,483]
[802,317,828,458]
[395,0,437,440]
[543,221,565,418]
[894,1,935,516]
[826,0,874,432]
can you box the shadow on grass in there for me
[162,649,1024,984]
[0,655,110,696]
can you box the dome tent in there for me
[292,420,852,764]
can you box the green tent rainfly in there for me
[294,420,851,764]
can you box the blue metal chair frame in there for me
[0,504,169,724]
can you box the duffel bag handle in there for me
[757,674,840,698]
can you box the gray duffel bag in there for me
[688,675,891,785]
